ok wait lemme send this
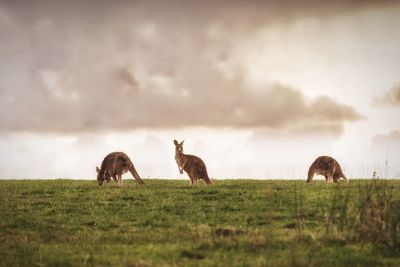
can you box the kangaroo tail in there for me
[203,172,213,185]
[129,166,145,185]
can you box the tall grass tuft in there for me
[323,183,350,240]
[291,183,306,236]
[324,180,400,250]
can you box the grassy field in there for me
[1,179,400,267]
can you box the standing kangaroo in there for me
[306,155,348,183]
[174,140,212,186]
[96,152,145,186]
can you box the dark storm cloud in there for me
[0,0,381,134]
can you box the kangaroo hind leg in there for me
[187,172,195,187]
[189,171,198,187]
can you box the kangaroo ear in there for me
[180,140,184,145]
[96,166,100,173]
[173,140,178,145]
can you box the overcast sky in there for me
[0,0,399,179]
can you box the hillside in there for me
[1,179,399,266]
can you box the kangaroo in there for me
[306,155,348,183]
[96,152,145,186]
[174,140,212,186]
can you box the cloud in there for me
[373,83,400,106]
[372,129,400,144]
[0,0,371,135]
[0,67,362,134]
[371,129,400,163]
[370,129,400,177]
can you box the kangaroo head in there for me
[96,166,103,185]
[173,139,184,154]
[96,166,111,185]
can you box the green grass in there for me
[1,179,399,267]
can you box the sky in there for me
[0,0,399,179]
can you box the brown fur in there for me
[174,140,212,186]
[96,152,145,186]
[306,155,348,183]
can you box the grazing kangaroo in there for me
[306,156,348,183]
[174,140,212,186]
[96,152,145,186]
